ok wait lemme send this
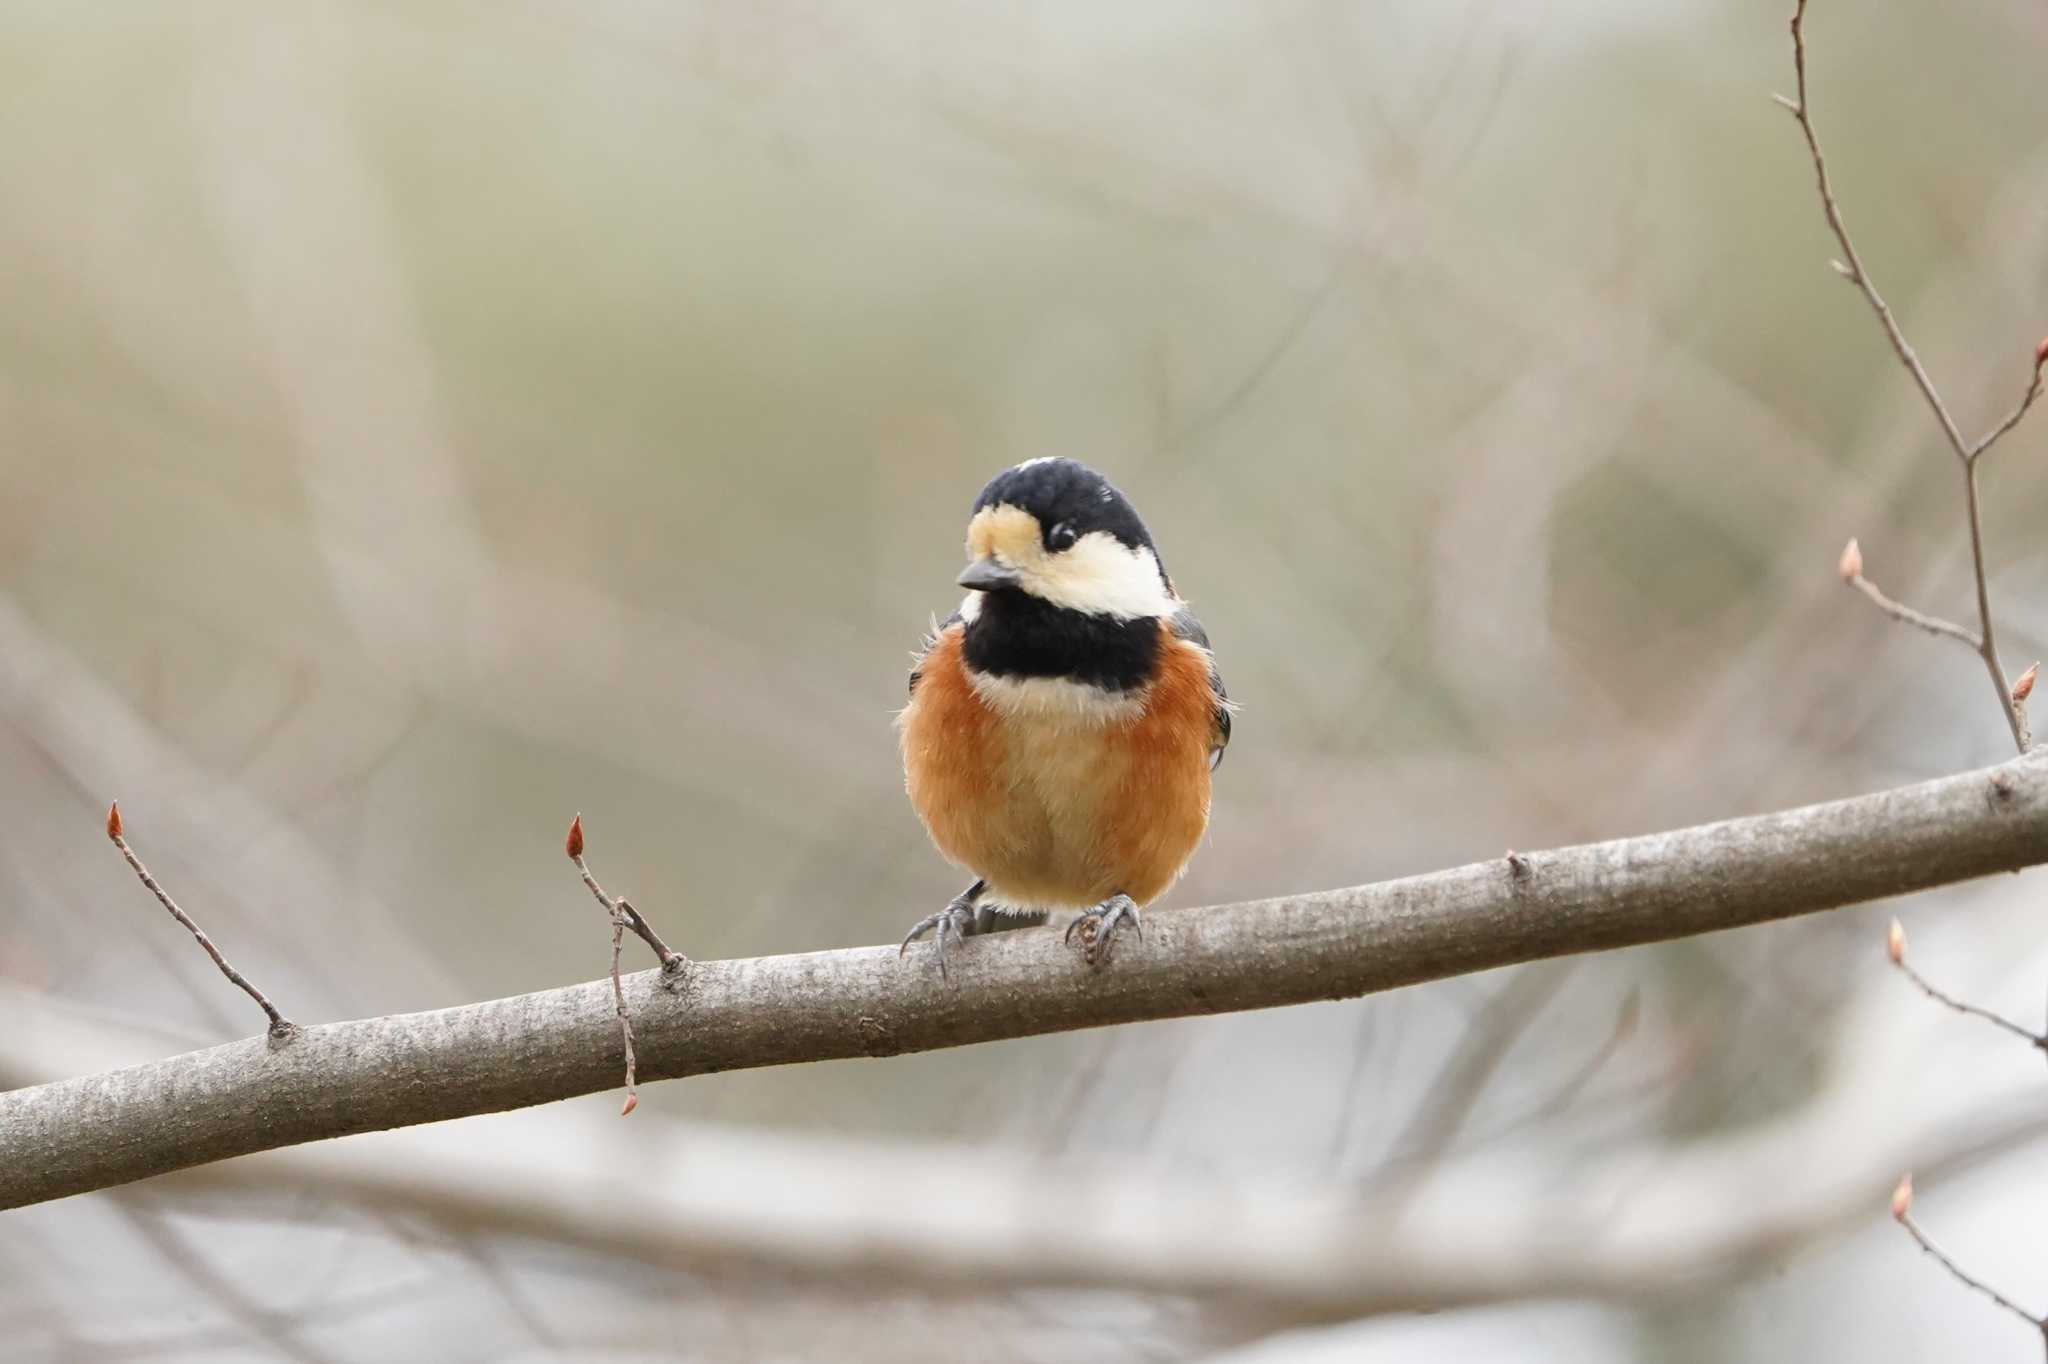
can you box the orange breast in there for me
[899,622,1215,909]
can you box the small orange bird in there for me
[898,459,1230,976]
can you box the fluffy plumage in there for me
[899,459,1229,971]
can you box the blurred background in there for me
[6,1,2048,1359]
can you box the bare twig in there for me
[1959,458,2027,751]
[567,814,685,973]
[2014,664,2039,752]
[104,802,297,1043]
[10,753,2048,1210]
[1782,1,1967,457]
[566,814,685,1115]
[1967,348,2048,462]
[1784,0,2043,753]
[609,904,638,1116]
[1891,1176,2048,1357]
[1885,918,2047,1053]
[1840,554,1982,650]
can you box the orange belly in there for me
[899,623,1215,909]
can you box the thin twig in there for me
[1967,361,2047,462]
[619,903,680,968]
[1784,0,2042,753]
[2015,664,2038,753]
[1887,918,2047,1052]
[1783,0,1968,458]
[1845,573,1981,651]
[1893,1180,2048,1354]
[1897,959,2047,1049]
[1959,458,2027,750]
[104,802,297,1042]
[567,815,684,972]
[564,814,685,1115]
[609,903,638,1116]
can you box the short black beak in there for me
[957,557,1022,592]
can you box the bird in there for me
[897,457,1230,978]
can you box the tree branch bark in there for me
[7,752,2048,1210]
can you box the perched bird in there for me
[898,458,1229,976]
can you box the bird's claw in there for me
[899,890,983,982]
[1064,893,1141,966]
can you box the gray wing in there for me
[908,608,963,697]
[1169,608,1231,770]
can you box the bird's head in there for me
[956,459,1176,620]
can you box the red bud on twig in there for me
[1838,538,1862,583]
[106,801,122,841]
[2012,663,2038,704]
[1886,918,1905,966]
[620,1092,639,1117]
[2034,336,2048,372]
[566,814,585,861]
[1890,1174,1913,1221]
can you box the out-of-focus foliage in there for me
[4,2,2048,1359]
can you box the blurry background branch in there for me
[7,750,2048,1209]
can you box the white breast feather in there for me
[968,671,1146,726]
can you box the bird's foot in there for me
[1064,893,1142,967]
[899,883,986,982]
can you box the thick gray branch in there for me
[7,753,2048,1210]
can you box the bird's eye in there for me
[1047,522,1079,552]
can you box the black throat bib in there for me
[961,591,1159,693]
